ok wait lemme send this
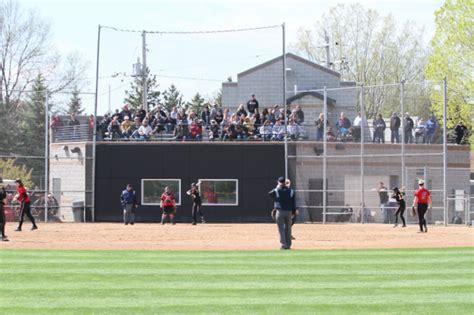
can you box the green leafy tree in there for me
[425,0,473,133]
[162,84,184,112]
[0,159,33,188]
[292,3,428,118]
[124,68,161,112]
[66,86,84,115]
[186,93,206,115]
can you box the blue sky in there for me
[19,0,444,114]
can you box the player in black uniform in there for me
[392,187,406,228]
[186,182,206,225]
[0,185,9,241]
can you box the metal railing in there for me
[52,125,92,142]
[51,123,470,145]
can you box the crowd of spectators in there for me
[91,96,308,142]
[49,94,469,145]
[320,111,446,144]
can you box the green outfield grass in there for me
[1,247,473,314]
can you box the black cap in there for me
[191,182,196,187]
[14,178,22,183]
[277,176,285,183]
[126,184,132,188]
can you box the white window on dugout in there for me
[141,179,181,206]
[198,179,238,206]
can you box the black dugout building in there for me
[94,142,285,222]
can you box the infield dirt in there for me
[1,223,473,250]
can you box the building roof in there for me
[286,91,336,106]
[222,82,238,87]
[237,53,341,79]
[341,81,357,86]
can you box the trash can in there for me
[72,201,84,222]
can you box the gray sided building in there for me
[222,53,357,125]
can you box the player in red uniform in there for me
[160,186,177,225]
[14,178,38,231]
[412,179,432,233]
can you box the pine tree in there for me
[212,88,222,107]
[124,67,161,112]
[17,74,49,184]
[66,86,84,115]
[186,93,206,115]
[162,84,185,112]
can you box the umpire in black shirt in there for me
[269,177,296,250]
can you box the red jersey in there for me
[16,185,30,203]
[161,192,175,207]
[414,187,430,204]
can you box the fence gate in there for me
[447,193,470,226]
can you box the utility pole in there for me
[108,85,111,113]
[142,31,148,110]
[324,30,330,68]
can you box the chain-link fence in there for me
[1,82,471,225]
[0,90,94,223]
[288,81,471,225]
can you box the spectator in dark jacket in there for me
[201,106,211,127]
[135,105,147,123]
[294,105,305,124]
[247,94,259,114]
[390,112,401,143]
[454,121,467,145]
[119,104,132,123]
[404,113,414,143]
[372,114,386,143]
[209,120,221,141]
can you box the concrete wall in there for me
[49,142,88,222]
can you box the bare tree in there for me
[0,0,50,105]
[292,3,428,118]
[0,0,87,108]
[0,0,87,157]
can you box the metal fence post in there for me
[360,85,365,224]
[282,23,288,180]
[323,86,327,224]
[44,92,49,222]
[443,77,448,227]
[400,82,405,190]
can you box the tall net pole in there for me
[400,82,405,190]
[142,31,148,110]
[92,24,102,223]
[323,86,327,224]
[44,92,49,222]
[360,85,365,224]
[443,77,448,226]
[282,23,288,180]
